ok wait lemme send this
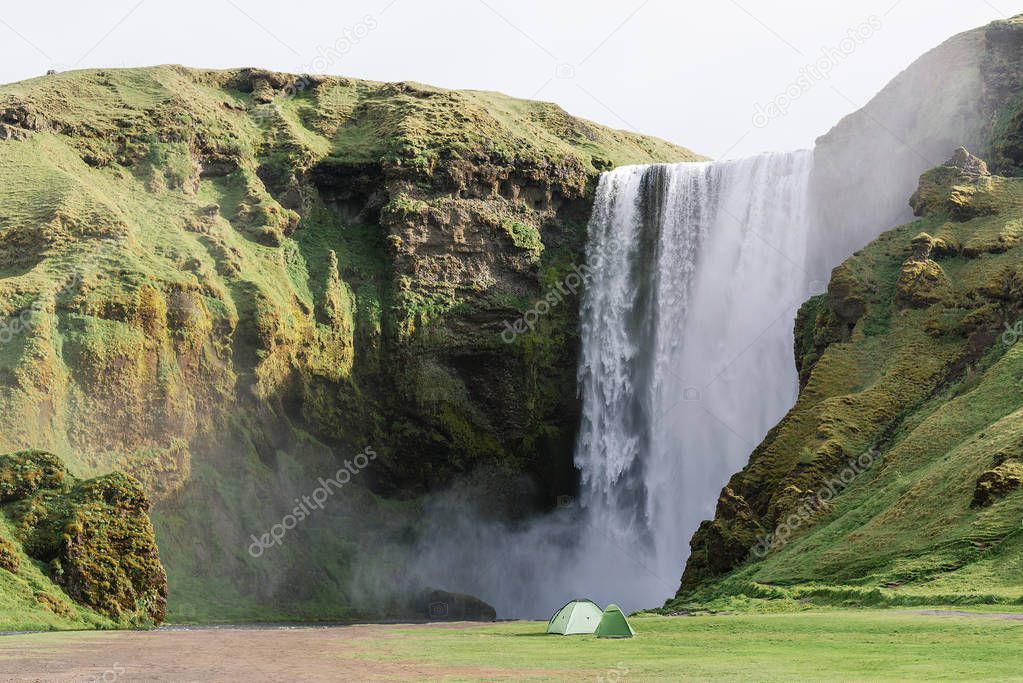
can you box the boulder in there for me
[972,459,1023,508]
[418,588,496,621]
[896,259,950,308]
[0,450,66,503]
[1,451,168,626]
[0,537,19,573]
[946,146,990,178]
[910,148,995,219]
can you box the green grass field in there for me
[351,611,1023,681]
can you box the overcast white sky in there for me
[0,1,1014,158]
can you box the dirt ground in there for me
[0,622,526,682]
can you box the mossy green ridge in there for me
[675,147,1023,610]
[0,450,166,630]
[0,65,700,625]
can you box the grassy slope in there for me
[0,65,700,627]
[304,78,699,169]
[677,164,1023,609]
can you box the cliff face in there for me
[809,16,1023,274]
[678,152,1023,608]
[0,65,700,623]
[677,17,1023,608]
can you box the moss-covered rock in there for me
[33,591,75,619]
[417,588,496,622]
[56,473,167,625]
[0,451,167,626]
[896,259,950,308]
[0,536,19,573]
[972,444,1023,507]
[0,450,65,502]
[910,148,995,220]
[972,460,1023,507]
[794,294,834,388]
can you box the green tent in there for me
[595,604,635,638]
[546,599,603,635]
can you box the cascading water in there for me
[411,151,823,617]
[573,151,817,609]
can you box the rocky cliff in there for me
[676,16,1023,610]
[6,17,1022,628]
[0,65,699,625]
[809,15,1023,273]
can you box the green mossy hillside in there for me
[675,149,1023,610]
[0,65,700,623]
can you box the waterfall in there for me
[572,151,817,609]
[410,151,821,618]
